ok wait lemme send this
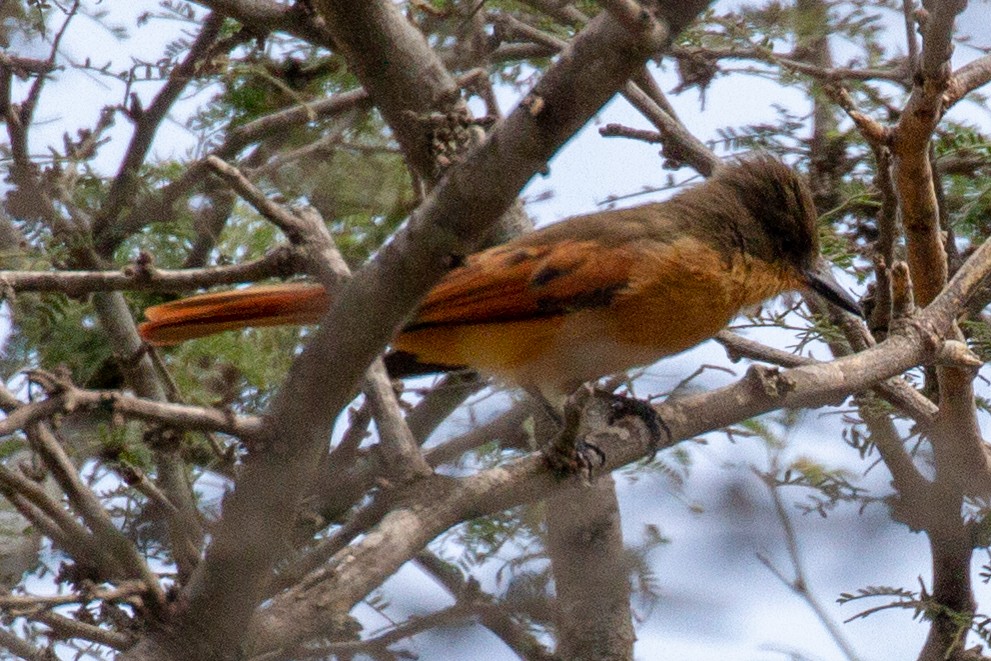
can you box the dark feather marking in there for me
[532,264,572,287]
[403,281,626,332]
[384,350,462,378]
[504,249,531,266]
[536,282,625,314]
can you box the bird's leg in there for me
[539,385,606,478]
[600,390,670,459]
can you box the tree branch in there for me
[0,384,264,440]
[0,247,305,295]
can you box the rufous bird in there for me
[139,156,861,417]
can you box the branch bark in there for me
[546,475,634,661]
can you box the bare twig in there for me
[27,423,168,610]
[0,247,305,295]
[94,13,226,248]
[0,626,47,660]
[0,580,147,613]
[619,80,721,175]
[32,610,134,650]
[414,551,556,660]
[757,457,863,661]
[903,0,919,72]
[0,386,264,441]
[0,465,101,567]
[21,0,78,125]
[0,53,57,78]
[715,331,937,426]
[670,46,909,83]
[363,363,433,478]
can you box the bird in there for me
[139,156,862,432]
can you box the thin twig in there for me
[757,457,864,661]
[0,580,147,613]
[27,424,168,610]
[95,13,226,246]
[31,610,134,650]
[205,157,314,244]
[0,247,305,295]
[0,386,264,441]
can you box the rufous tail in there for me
[138,283,331,346]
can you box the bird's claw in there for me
[605,392,670,459]
[541,389,668,478]
[543,436,606,479]
[542,386,606,479]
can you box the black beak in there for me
[803,260,863,318]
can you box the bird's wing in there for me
[407,239,639,330]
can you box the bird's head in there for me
[712,156,863,318]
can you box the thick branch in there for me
[891,0,966,307]
[546,476,634,660]
[944,53,991,108]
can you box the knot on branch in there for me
[934,340,983,371]
[521,92,545,118]
[890,261,916,319]
[124,251,156,282]
[745,365,796,399]
[604,0,670,53]
[897,315,944,360]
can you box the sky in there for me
[6,1,991,659]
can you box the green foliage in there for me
[452,505,538,569]
[962,319,991,364]
[777,455,865,517]
[163,325,303,411]
[627,523,668,618]
[3,293,110,385]
[936,124,991,241]
[713,104,808,154]
[837,584,923,620]
[97,422,154,471]
[290,149,414,267]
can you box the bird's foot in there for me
[544,435,606,480]
[604,392,670,459]
[542,386,606,479]
[543,434,606,479]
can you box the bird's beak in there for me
[802,260,863,318]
